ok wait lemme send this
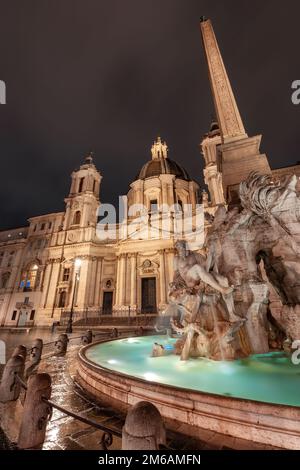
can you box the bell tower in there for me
[64,152,102,230]
[199,17,271,203]
[201,119,225,206]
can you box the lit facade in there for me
[0,139,201,326]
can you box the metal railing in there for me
[0,326,170,450]
[59,308,160,327]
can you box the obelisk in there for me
[199,17,271,203]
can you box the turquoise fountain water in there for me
[85,335,300,407]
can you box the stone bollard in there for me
[12,345,27,361]
[122,401,166,450]
[54,333,69,355]
[111,328,118,339]
[25,338,43,378]
[18,373,52,449]
[0,355,26,403]
[81,330,93,345]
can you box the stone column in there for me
[130,254,137,308]
[70,175,76,194]
[159,250,166,305]
[115,256,121,306]
[94,257,103,307]
[116,254,126,307]
[161,183,168,207]
[204,165,225,205]
[189,181,196,209]
[167,184,174,206]
[119,254,127,306]
[166,249,175,286]
[41,261,53,308]
[76,259,89,308]
[88,258,97,306]
[45,261,60,308]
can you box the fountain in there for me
[77,172,300,449]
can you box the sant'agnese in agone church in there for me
[0,18,299,328]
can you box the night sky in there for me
[0,0,300,230]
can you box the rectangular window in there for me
[48,221,52,229]
[12,310,17,320]
[30,310,35,321]
[24,297,29,305]
[40,223,45,230]
[58,291,66,308]
[150,199,158,213]
[63,268,70,282]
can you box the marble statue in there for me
[166,171,300,361]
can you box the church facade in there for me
[0,18,299,327]
[0,138,201,327]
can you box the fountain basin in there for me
[77,336,300,449]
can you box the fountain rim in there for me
[78,336,298,411]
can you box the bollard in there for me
[54,333,69,355]
[12,345,27,361]
[111,328,118,338]
[25,338,43,378]
[81,329,93,345]
[0,355,26,403]
[122,401,166,450]
[18,373,52,449]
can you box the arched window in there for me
[78,177,85,193]
[1,272,10,289]
[20,263,40,291]
[73,211,81,225]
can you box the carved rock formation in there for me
[167,172,300,361]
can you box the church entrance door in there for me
[141,277,156,313]
[102,291,113,315]
[18,310,28,327]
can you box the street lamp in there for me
[66,258,82,334]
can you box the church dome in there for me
[137,157,191,181]
[135,137,191,181]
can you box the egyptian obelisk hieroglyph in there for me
[200,18,271,202]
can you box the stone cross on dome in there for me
[151,136,168,160]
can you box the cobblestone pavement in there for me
[39,345,279,451]
[0,328,280,451]
[39,344,212,450]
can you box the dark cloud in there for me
[0,0,299,229]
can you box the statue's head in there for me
[175,240,188,258]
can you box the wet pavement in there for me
[0,327,280,451]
